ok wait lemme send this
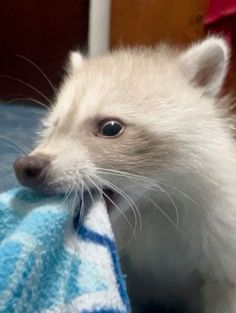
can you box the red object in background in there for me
[204,0,236,23]
[204,0,236,45]
[204,0,236,94]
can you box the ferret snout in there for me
[13,154,51,189]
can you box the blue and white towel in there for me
[0,188,130,313]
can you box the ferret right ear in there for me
[67,51,84,75]
[179,37,230,97]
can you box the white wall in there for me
[88,0,111,57]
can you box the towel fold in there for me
[0,188,130,313]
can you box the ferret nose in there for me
[13,155,50,189]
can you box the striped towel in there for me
[0,188,130,313]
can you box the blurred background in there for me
[0,0,236,189]
[0,0,236,103]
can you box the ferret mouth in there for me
[76,188,117,211]
[103,189,117,210]
[33,184,117,211]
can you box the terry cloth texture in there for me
[0,188,130,313]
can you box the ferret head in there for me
[14,37,230,201]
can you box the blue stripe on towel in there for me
[79,226,130,311]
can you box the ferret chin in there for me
[13,36,236,313]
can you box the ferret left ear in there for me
[67,51,84,74]
[179,37,230,97]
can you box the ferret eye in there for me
[97,119,124,138]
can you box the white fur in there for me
[32,37,236,313]
[68,51,84,75]
[179,37,229,97]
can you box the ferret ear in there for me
[67,51,84,74]
[179,37,230,97]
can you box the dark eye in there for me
[97,119,124,138]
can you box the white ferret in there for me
[14,37,236,313]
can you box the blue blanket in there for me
[0,188,130,313]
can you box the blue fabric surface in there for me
[0,103,46,191]
[0,188,130,313]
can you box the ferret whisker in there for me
[61,182,73,207]
[41,166,54,190]
[100,169,180,224]
[97,168,179,229]
[87,176,137,248]
[66,186,74,205]
[84,180,95,204]
[8,92,51,114]
[87,177,105,206]
[149,183,180,231]
[71,186,79,215]
[78,181,85,229]
[147,197,182,234]
[97,176,142,233]
[94,176,140,238]
[67,185,80,247]
[16,54,56,93]
[100,168,199,207]
[1,152,25,159]
[0,135,29,155]
[7,97,50,110]
[96,168,162,189]
[159,182,200,207]
[62,184,77,251]
[0,75,52,106]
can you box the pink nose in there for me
[13,155,50,189]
